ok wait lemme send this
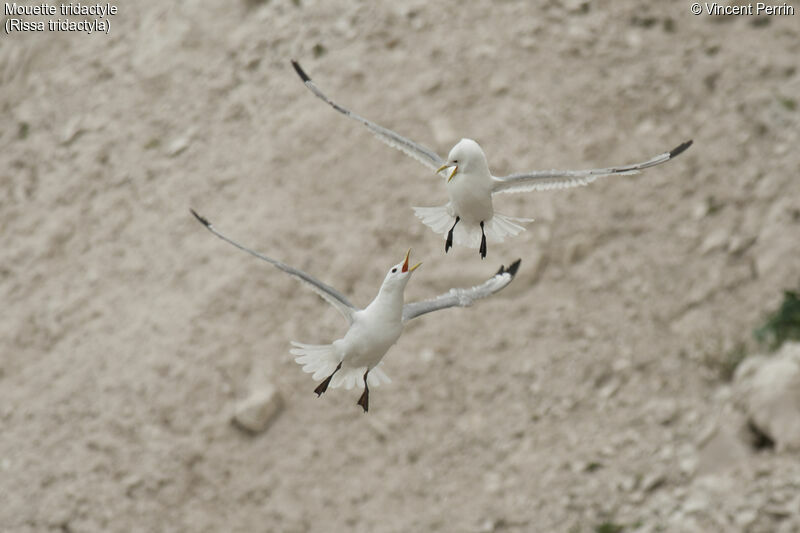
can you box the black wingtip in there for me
[190,208,211,227]
[291,59,310,82]
[669,139,693,158]
[496,259,522,278]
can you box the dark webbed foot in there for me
[445,216,460,254]
[356,389,369,412]
[356,370,370,413]
[479,221,487,259]
[314,362,342,396]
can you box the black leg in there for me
[314,362,342,396]
[445,216,460,253]
[479,221,487,259]
[356,371,370,413]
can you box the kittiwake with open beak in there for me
[191,209,521,412]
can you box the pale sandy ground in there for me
[2,1,800,532]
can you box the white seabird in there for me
[291,60,693,259]
[191,209,521,412]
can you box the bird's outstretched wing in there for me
[402,259,521,323]
[491,140,692,195]
[191,209,357,325]
[291,60,447,174]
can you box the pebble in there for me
[61,116,84,145]
[419,348,435,363]
[700,228,729,255]
[167,129,194,157]
[232,385,284,434]
[642,471,667,492]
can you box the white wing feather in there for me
[292,61,447,174]
[491,140,693,195]
[191,210,357,325]
[402,259,521,323]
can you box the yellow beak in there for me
[402,248,422,273]
[436,163,458,182]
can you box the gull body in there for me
[329,266,407,372]
[444,139,494,225]
[292,60,693,258]
[191,209,521,412]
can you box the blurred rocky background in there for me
[1,1,799,532]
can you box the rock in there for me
[619,475,637,492]
[478,518,503,532]
[61,116,84,145]
[734,343,800,451]
[692,200,710,220]
[641,470,667,492]
[647,397,679,425]
[232,385,284,434]
[419,348,435,363]
[733,508,758,529]
[678,444,698,476]
[489,75,509,95]
[727,234,755,255]
[563,0,588,12]
[167,130,193,157]
[695,414,752,475]
[700,228,729,255]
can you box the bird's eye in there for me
[391,268,397,273]
[453,159,458,163]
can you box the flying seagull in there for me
[291,60,693,259]
[191,209,521,412]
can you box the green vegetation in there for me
[778,96,797,112]
[702,289,800,381]
[595,522,625,533]
[144,138,160,150]
[755,290,800,351]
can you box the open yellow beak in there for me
[436,163,458,183]
[402,248,422,273]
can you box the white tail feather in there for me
[291,341,391,389]
[412,205,455,235]
[412,206,533,249]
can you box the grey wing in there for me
[292,60,446,174]
[191,210,357,325]
[491,140,692,195]
[402,259,521,323]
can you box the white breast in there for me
[339,306,403,369]
[446,171,494,224]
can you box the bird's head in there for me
[436,138,488,182]
[382,248,422,290]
